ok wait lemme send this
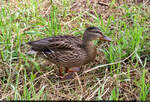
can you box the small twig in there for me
[86,86,100,100]
[44,6,51,16]
[20,26,34,34]
[97,1,109,6]
[70,0,79,10]
[62,10,88,25]
[75,72,83,99]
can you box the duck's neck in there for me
[83,40,96,61]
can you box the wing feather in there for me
[27,35,82,52]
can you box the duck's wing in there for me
[27,35,82,52]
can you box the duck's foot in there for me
[67,67,81,73]
[61,67,81,80]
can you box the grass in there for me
[0,0,150,100]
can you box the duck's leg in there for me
[65,67,68,73]
[59,67,63,77]
[62,67,81,80]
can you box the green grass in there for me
[0,0,150,100]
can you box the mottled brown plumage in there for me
[27,27,111,79]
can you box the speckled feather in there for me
[27,35,90,67]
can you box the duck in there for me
[27,27,111,79]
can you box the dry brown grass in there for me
[0,0,150,100]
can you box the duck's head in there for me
[83,27,111,42]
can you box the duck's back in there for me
[27,35,82,51]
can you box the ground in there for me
[0,0,150,100]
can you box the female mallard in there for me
[27,27,111,79]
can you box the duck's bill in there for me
[100,36,112,42]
